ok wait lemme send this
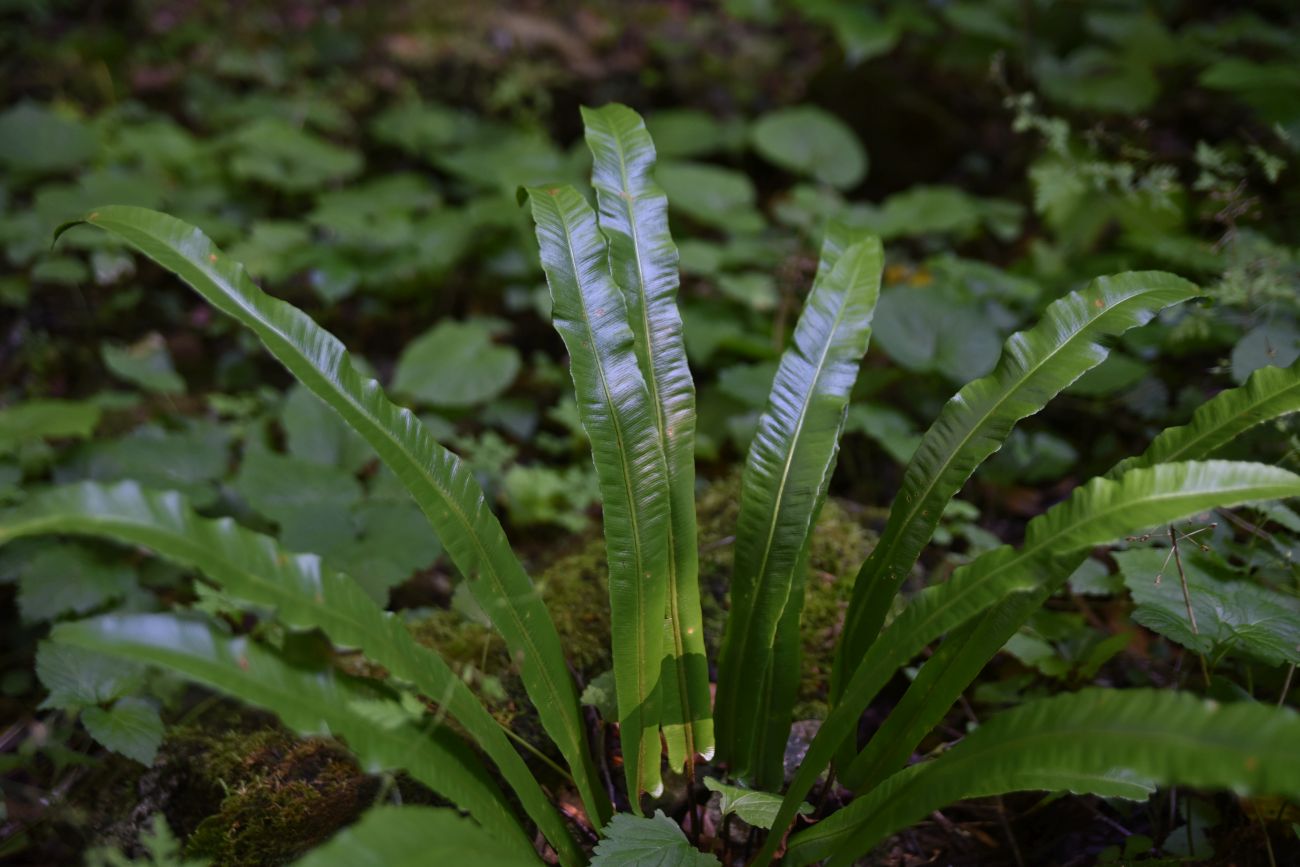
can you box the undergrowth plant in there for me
[5,103,1300,865]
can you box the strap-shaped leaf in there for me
[715,231,883,786]
[526,185,672,804]
[1116,355,1300,475]
[52,613,535,857]
[0,481,580,865]
[292,806,540,867]
[755,459,1300,863]
[841,459,1300,790]
[55,206,609,826]
[582,103,711,770]
[786,689,1300,867]
[833,272,1199,702]
[822,360,1300,808]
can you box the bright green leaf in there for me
[703,777,810,829]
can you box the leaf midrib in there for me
[846,470,1298,784]
[849,287,1180,645]
[604,120,697,760]
[97,214,588,795]
[551,197,659,795]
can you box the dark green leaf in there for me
[82,697,163,765]
[715,229,882,786]
[834,272,1198,707]
[527,182,672,802]
[61,206,608,827]
[592,812,720,867]
[36,641,144,710]
[1120,548,1300,665]
[702,777,809,829]
[101,334,186,394]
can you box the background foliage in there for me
[2,0,1299,864]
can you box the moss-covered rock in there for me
[180,729,378,866]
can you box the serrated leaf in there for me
[1119,548,1300,665]
[592,811,719,867]
[281,384,374,472]
[225,118,362,193]
[871,289,1002,382]
[579,669,618,721]
[17,541,135,623]
[235,447,363,529]
[36,641,144,710]
[703,777,809,829]
[391,320,521,408]
[60,423,230,508]
[82,697,164,765]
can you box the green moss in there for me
[178,728,377,866]
[696,472,875,720]
[410,473,872,757]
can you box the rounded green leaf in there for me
[592,811,720,867]
[655,160,760,231]
[0,101,97,173]
[715,228,883,786]
[751,106,867,189]
[392,320,521,407]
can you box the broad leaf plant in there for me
[6,104,1300,865]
